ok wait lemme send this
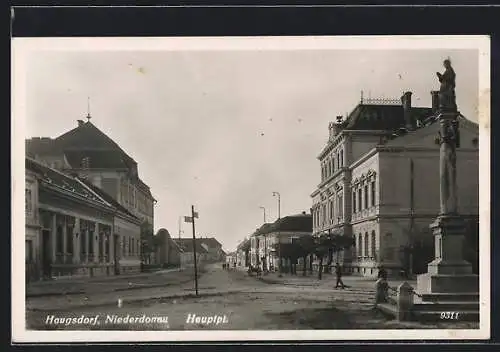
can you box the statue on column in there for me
[436,59,457,112]
[436,58,460,216]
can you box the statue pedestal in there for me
[416,215,479,302]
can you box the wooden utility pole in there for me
[185,206,199,296]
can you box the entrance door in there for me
[113,234,120,275]
[41,230,51,278]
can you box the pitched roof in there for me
[341,104,433,131]
[198,237,223,248]
[173,238,209,254]
[26,157,114,210]
[26,121,137,169]
[254,213,313,236]
[236,238,251,251]
[63,150,134,170]
[79,178,140,221]
[382,114,478,147]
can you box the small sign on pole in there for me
[189,206,199,296]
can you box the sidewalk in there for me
[255,272,417,292]
[26,267,197,297]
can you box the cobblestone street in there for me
[26,264,478,330]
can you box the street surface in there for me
[26,263,479,330]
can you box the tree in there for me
[273,241,306,275]
[313,231,354,280]
[294,236,315,276]
[140,221,155,264]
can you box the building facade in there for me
[236,238,251,267]
[27,157,119,280]
[311,92,479,276]
[250,212,313,271]
[174,238,209,266]
[26,119,156,231]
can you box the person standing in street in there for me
[335,263,346,289]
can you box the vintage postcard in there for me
[12,35,490,342]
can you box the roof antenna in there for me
[86,96,92,122]
[360,90,364,104]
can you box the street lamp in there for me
[272,191,282,277]
[259,206,269,272]
[259,206,267,272]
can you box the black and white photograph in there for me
[12,36,490,342]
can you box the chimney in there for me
[77,119,84,127]
[401,91,414,130]
[431,91,439,114]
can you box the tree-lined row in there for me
[273,232,354,280]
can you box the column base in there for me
[417,272,479,295]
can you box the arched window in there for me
[358,233,362,258]
[364,232,369,258]
[331,157,335,173]
[352,190,357,214]
[371,230,376,259]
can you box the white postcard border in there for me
[12,35,491,342]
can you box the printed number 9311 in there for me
[440,312,460,320]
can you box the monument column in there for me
[416,59,479,302]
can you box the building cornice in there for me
[41,183,116,215]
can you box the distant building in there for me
[155,228,182,267]
[236,238,251,267]
[174,238,209,266]
[226,252,237,266]
[26,119,156,230]
[250,212,312,271]
[311,92,479,277]
[197,237,225,262]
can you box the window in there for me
[122,235,126,257]
[56,225,64,254]
[371,231,376,258]
[25,188,33,215]
[338,194,343,219]
[340,150,344,167]
[80,227,86,257]
[371,180,376,207]
[364,185,369,209]
[66,224,73,254]
[331,158,335,173]
[352,191,356,214]
[88,229,94,256]
[337,152,340,169]
[329,200,334,220]
[358,188,362,211]
[358,234,362,257]
[25,240,33,263]
[364,232,369,258]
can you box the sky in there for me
[24,46,479,251]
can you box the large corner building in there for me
[311,91,479,277]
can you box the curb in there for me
[26,276,199,298]
[27,290,245,312]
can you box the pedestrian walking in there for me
[377,265,387,280]
[335,263,346,289]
